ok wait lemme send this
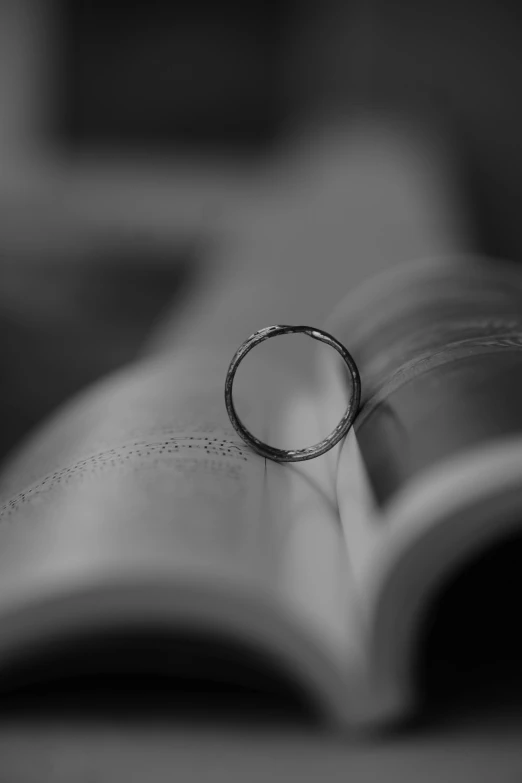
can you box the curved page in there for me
[325,255,522,709]
[0,349,367,724]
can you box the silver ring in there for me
[224,325,361,463]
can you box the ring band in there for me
[224,325,361,463]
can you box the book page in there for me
[324,256,522,707]
[313,342,381,596]
[322,256,522,562]
[329,256,522,508]
[0,347,366,718]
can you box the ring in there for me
[224,325,361,463]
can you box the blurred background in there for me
[2,0,521,462]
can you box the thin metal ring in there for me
[224,325,361,463]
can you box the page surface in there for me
[325,256,522,709]
[0,349,365,720]
[329,256,522,506]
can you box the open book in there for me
[0,255,521,727]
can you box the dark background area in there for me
[55,0,293,154]
[51,0,522,262]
